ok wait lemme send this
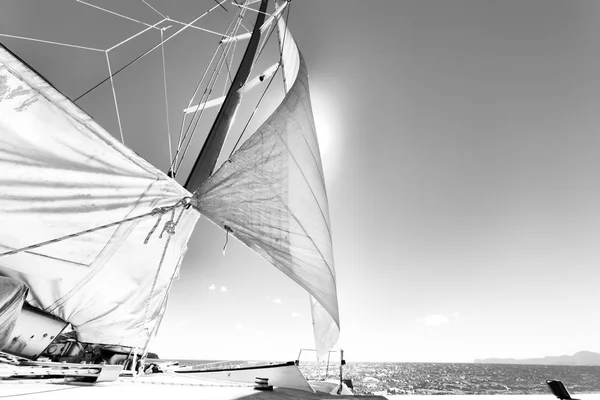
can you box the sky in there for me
[3,0,600,363]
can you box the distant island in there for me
[475,351,600,366]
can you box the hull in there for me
[175,361,315,393]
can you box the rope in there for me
[0,198,191,259]
[222,225,233,255]
[135,203,189,371]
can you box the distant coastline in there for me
[475,351,600,366]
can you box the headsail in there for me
[192,39,340,357]
[276,15,338,358]
[0,44,199,349]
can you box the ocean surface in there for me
[173,360,600,396]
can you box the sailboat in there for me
[0,0,357,397]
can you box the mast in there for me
[183,0,269,191]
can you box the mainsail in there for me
[192,29,340,357]
[0,44,199,349]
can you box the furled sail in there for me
[192,40,340,357]
[0,45,199,349]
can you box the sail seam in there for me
[271,90,333,245]
[249,169,336,285]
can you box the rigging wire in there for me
[141,0,168,20]
[73,0,230,102]
[106,18,166,53]
[166,16,228,37]
[171,49,236,175]
[76,0,161,30]
[173,43,234,174]
[228,1,291,156]
[160,28,173,168]
[213,0,228,12]
[275,2,291,92]
[170,43,224,174]
[223,32,239,97]
[0,33,104,52]
[228,62,279,157]
[170,4,245,174]
[171,4,247,175]
[105,51,125,144]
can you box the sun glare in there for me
[311,90,339,177]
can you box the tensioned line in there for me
[76,0,161,30]
[171,2,247,175]
[166,17,228,37]
[171,44,223,174]
[107,18,167,52]
[229,2,290,155]
[141,0,173,163]
[234,2,274,18]
[160,28,173,167]
[173,7,247,175]
[0,34,104,52]
[73,0,230,103]
[141,0,168,20]
[105,51,124,144]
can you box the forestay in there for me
[193,38,340,357]
[0,45,199,349]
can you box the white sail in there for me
[278,16,337,358]
[193,47,340,358]
[277,15,300,93]
[0,45,199,349]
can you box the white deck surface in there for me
[1,373,598,400]
[0,373,382,399]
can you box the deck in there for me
[1,373,599,400]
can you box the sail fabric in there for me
[0,276,28,350]
[193,49,340,358]
[277,16,300,93]
[277,15,335,358]
[0,45,199,349]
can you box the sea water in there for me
[300,362,600,396]
[174,360,600,396]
